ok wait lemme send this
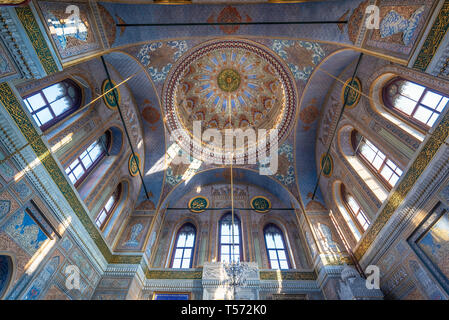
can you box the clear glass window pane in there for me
[394,95,416,115]
[414,106,433,124]
[104,196,115,212]
[265,235,275,249]
[389,174,400,186]
[27,94,46,110]
[360,145,376,163]
[50,98,71,116]
[35,108,53,125]
[185,234,194,247]
[183,249,192,258]
[437,97,448,112]
[277,251,286,260]
[399,81,425,101]
[380,166,394,181]
[172,259,181,268]
[421,91,442,109]
[72,164,85,180]
[274,235,284,249]
[428,113,440,127]
[270,260,279,270]
[43,83,65,103]
[372,155,384,170]
[181,259,190,268]
[279,260,289,270]
[174,249,183,259]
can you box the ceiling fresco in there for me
[162,39,297,164]
[91,0,437,212]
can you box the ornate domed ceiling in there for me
[162,39,297,164]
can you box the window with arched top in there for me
[65,130,111,187]
[351,130,403,188]
[264,224,290,270]
[95,183,121,229]
[383,77,449,130]
[219,213,242,263]
[0,255,13,299]
[341,184,370,233]
[170,223,196,269]
[23,79,82,131]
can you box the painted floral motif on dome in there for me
[272,40,325,81]
[207,6,252,35]
[163,39,297,164]
[259,142,295,186]
[165,143,202,186]
[138,41,188,82]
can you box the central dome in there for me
[162,39,297,164]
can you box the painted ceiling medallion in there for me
[320,153,333,178]
[189,196,209,213]
[251,196,271,213]
[342,78,362,109]
[217,69,241,92]
[102,79,120,109]
[162,39,297,164]
[128,153,141,177]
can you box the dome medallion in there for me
[162,39,297,164]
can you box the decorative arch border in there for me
[0,252,15,300]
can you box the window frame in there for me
[65,131,111,187]
[95,183,122,230]
[263,223,291,270]
[351,130,403,190]
[23,78,82,131]
[218,213,243,264]
[170,223,197,269]
[382,77,449,131]
[340,184,370,234]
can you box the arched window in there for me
[0,255,13,299]
[264,224,290,270]
[383,77,449,129]
[341,184,370,232]
[219,213,242,263]
[23,79,82,131]
[65,130,111,187]
[171,223,196,269]
[95,183,121,229]
[352,130,403,188]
